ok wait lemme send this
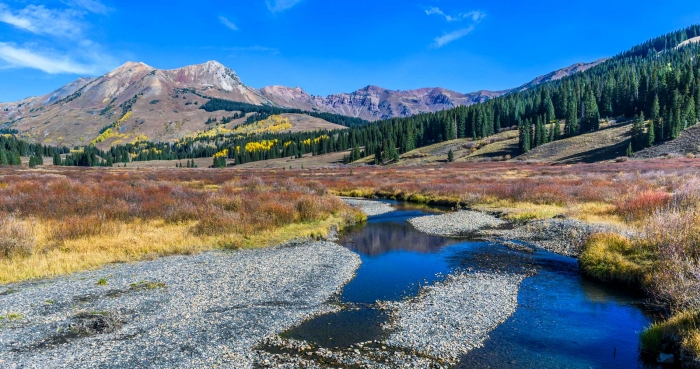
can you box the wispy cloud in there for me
[433,26,476,48]
[62,0,110,15]
[219,16,238,31]
[0,3,85,38]
[0,2,116,75]
[425,7,485,22]
[426,6,485,48]
[0,42,105,74]
[265,0,302,13]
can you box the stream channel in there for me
[280,201,655,368]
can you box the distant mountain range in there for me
[0,59,605,147]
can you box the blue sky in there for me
[1,0,700,102]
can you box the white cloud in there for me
[0,42,105,74]
[265,0,302,13]
[0,3,84,38]
[432,26,476,48]
[426,7,485,22]
[219,16,238,31]
[426,6,485,48]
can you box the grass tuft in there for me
[579,233,654,285]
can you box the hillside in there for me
[0,57,605,147]
[0,61,275,147]
[633,124,700,159]
[515,122,632,163]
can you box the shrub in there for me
[640,310,700,357]
[579,233,654,285]
[296,196,323,222]
[47,215,117,243]
[615,191,672,221]
[0,215,36,258]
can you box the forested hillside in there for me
[11,25,700,168]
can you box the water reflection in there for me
[285,203,652,368]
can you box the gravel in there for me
[382,272,526,364]
[408,210,506,237]
[0,241,360,369]
[480,218,630,257]
[341,198,396,217]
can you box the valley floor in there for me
[0,241,360,369]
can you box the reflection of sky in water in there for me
[288,204,653,368]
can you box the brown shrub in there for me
[615,191,672,221]
[47,215,118,243]
[0,215,36,258]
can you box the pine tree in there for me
[627,142,633,157]
[448,149,454,162]
[53,152,61,166]
[565,100,579,135]
[519,122,531,153]
[647,120,655,148]
[651,95,661,142]
[583,89,600,132]
[0,149,7,166]
[631,113,646,150]
[553,120,561,140]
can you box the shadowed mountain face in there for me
[260,85,509,121]
[0,59,602,147]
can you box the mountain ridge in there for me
[0,59,605,147]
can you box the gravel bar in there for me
[383,272,526,364]
[408,210,506,237]
[0,241,360,369]
[341,198,395,217]
[480,218,631,257]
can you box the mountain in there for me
[259,85,508,121]
[0,59,602,147]
[0,61,276,147]
[511,59,608,92]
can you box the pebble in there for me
[383,272,527,365]
[408,211,506,237]
[341,198,396,217]
[0,241,360,369]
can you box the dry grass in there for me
[0,167,362,283]
[579,233,654,285]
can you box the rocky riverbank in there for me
[408,210,506,237]
[383,272,526,364]
[0,241,360,369]
[341,197,396,217]
[406,209,626,257]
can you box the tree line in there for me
[7,24,700,168]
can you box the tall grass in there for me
[0,168,360,283]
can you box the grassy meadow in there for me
[2,158,700,359]
[0,167,364,283]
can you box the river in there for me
[281,201,655,368]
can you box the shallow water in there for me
[285,202,654,368]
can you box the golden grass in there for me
[641,310,700,356]
[579,232,654,285]
[0,210,363,284]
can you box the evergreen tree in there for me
[565,101,579,135]
[627,142,633,157]
[647,120,656,148]
[631,113,646,150]
[53,152,61,166]
[553,120,561,140]
[448,149,454,162]
[519,122,531,153]
[582,89,600,132]
[0,149,7,166]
